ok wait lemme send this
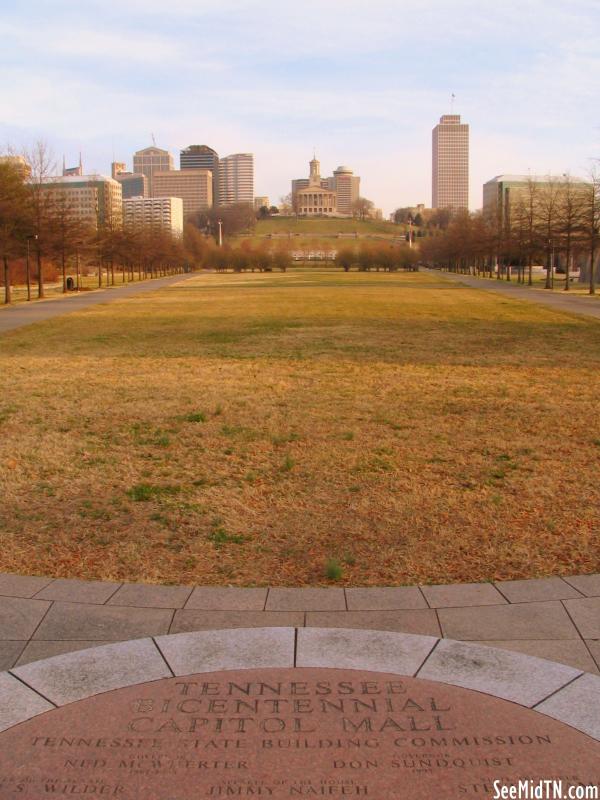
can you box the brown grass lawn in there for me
[1,270,599,586]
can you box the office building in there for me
[41,175,122,229]
[218,153,254,205]
[432,114,469,210]
[111,162,147,199]
[330,166,360,215]
[254,196,270,211]
[180,145,219,203]
[291,178,310,200]
[122,196,183,237]
[152,169,212,218]
[483,174,588,228]
[133,147,174,196]
[111,162,127,179]
[62,155,83,177]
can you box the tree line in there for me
[0,145,203,304]
[419,173,600,294]
[335,242,419,272]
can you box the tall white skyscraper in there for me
[218,153,254,205]
[432,114,469,210]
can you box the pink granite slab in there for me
[0,667,598,798]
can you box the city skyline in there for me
[1,1,598,214]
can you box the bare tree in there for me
[24,141,57,299]
[0,158,30,304]
[580,167,600,295]
[351,197,375,221]
[278,193,293,216]
[49,190,93,292]
[556,176,585,291]
[535,176,562,289]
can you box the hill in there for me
[247,216,402,239]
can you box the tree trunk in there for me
[3,256,11,304]
[37,248,44,299]
[545,247,552,289]
[62,251,67,293]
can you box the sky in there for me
[1,0,599,214]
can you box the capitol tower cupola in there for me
[309,154,321,184]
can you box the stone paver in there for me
[12,639,171,705]
[345,587,427,610]
[536,673,600,739]
[0,642,26,670]
[0,672,54,733]
[587,640,600,671]
[33,602,173,640]
[419,639,581,707]
[156,628,295,675]
[297,628,436,674]
[563,573,600,597]
[473,639,599,675]
[16,640,122,667]
[0,574,52,598]
[1,573,599,673]
[438,601,578,640]
[306,610,440,636]
[170,610,304,634]
[184,587,267,610]
[34,578,121,605]
[495,577,583,603]
[265,588,345,611]
[421,582,506,608]
[563,597,600,638]
[108,584,192,609]
[0,597,51,640]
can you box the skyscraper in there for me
[432,114,469,210]
[218,153,254,205]
[330,166,360,215]
[123,196,184,237]
[180,145,219,200]
[111,162,147,199]
[41,175,122,229]
[152,169,213,218]
[133,147,174,196]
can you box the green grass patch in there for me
[127,483,182,502]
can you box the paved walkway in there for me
[1,573,598,673]
[431,269,600,320]
[0,272,197,335]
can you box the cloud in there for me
[1,0,599,213]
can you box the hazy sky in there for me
[1,0,599,213]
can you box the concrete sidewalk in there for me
[431,269,600,320]
[1,573,598,673]
[0,272,198,335]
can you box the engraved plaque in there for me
[0,668,598,798]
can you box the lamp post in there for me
[217,219,223,247]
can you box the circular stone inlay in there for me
[0,668,598,798]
